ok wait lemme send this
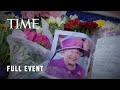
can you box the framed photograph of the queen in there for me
[43,30,93,79]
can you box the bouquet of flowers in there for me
[21,11,50,19]
[20,11,66,36]
[21,11,63,19]
[23,28,50,49]
[0,11,54,79]
[0,12,16,79]
[64,15,98,36]
[0,12,18,66]
[45,16,67,35]
[96,20,120,37]
[6,19,53,79]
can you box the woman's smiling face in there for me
[64,48,81,66]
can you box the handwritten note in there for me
[91,36,120,79]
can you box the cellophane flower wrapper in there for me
[98,21,120,38]
[41,18,54,44]
[7,18,54,79]
[88,21,120,79]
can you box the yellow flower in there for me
[95,20,106,27]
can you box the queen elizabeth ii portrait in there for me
[43,30,92,79]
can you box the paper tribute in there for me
[91,35,120,79]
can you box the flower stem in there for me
[86,29,90,36]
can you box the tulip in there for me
[23,28,50,48]
[33,33,43,43]
[27,31,36,41]
[44,38,50,48]
[40,35,50,48]
[23,28,31,36]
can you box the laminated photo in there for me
[41,30,93,79]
